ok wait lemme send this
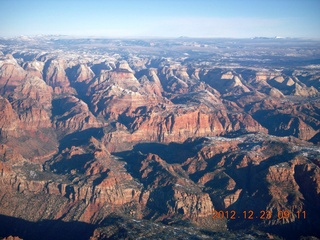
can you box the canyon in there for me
[0,37,319,239]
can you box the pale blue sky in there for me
[1,0,319,38]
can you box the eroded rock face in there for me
[0,137,142,224]
[0,97,20,136]
[72,63,95,83]
[0,74,57,162]
[23,60,45,79]
[129,153,215,221]
[179,135,320,234]
[52,96,101,137]
[11,76,53,130]
[43,58,77,94]
[0,55,26,93]
[250,99,320,140]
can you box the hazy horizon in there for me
[1,0,320,39]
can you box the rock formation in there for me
[0,37,319,239]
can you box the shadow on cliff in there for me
[47,127,106,174]
[58,127,104,152]
[114,140,200,165]
[0,214,97,240]
[309,131,320,144]
[113,141,198,184]
[50,153,94,174]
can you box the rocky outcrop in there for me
[53,96,101,137]
[101,103,267,152]
[0,74,57,162]
[200,69,251,95]
[137,68,163,96]
[88,60,139,93]
[23,60,45,79]
[0,137,142,223]
[0,55,26,94]
[0,97,20,137]
[132,153,214,220]
[43,58,76,94]
[10,76,53,130]
[250,99,320,140]
[72,63,95,83]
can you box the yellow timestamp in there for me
[212,210,307,220]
